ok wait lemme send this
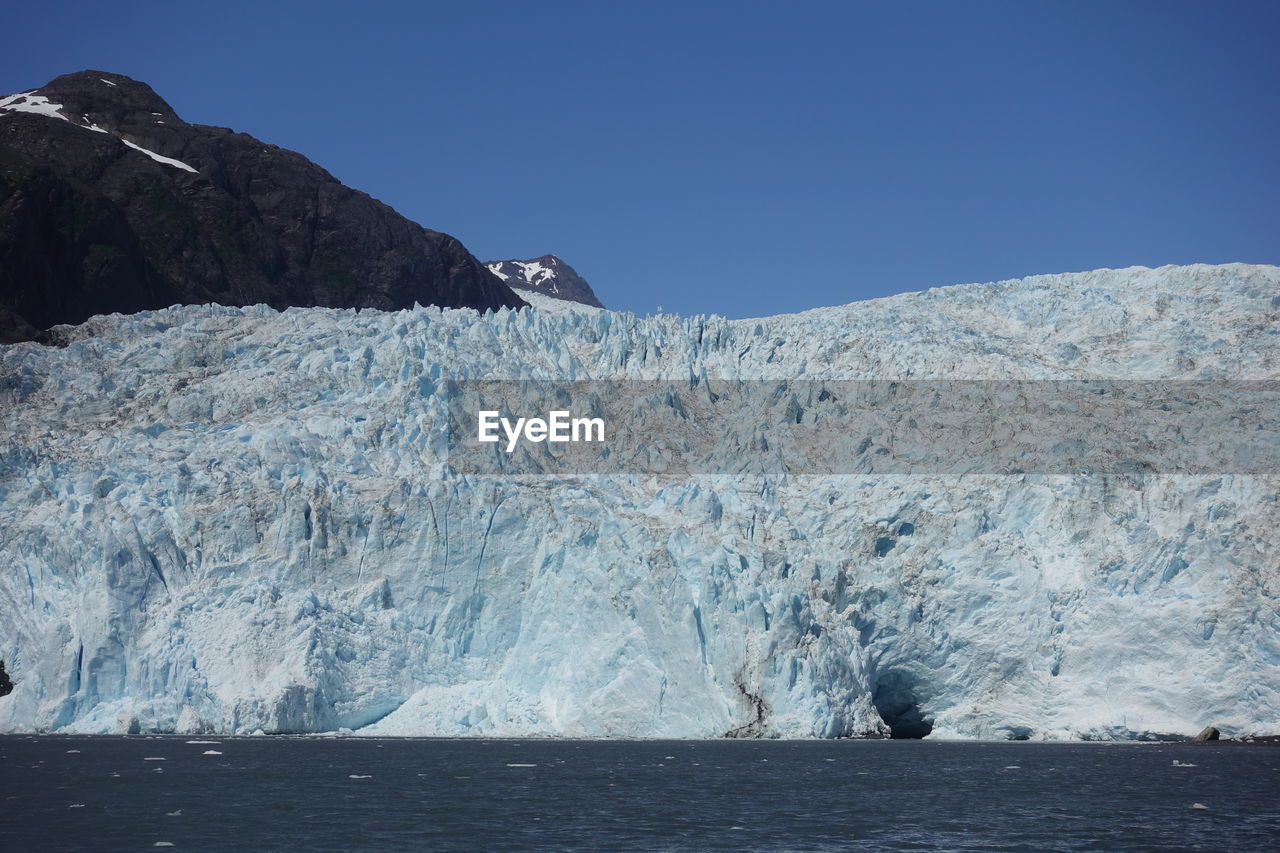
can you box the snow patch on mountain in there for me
[0,88,197,172]
[0,263,1276,739]
[490,259,557,290]
[120,137,197,172]
[0,92,69,121]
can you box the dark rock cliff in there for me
[0,70,524,343]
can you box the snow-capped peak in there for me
[486,254,606,308]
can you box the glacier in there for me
[0,263,1277,739]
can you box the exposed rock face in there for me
[486,254,605,308]
[0,71,524,342]
[0,307,39,345]
[0,660,12,697]
[1194,726,1221,742]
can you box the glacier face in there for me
[0,263,1277,739]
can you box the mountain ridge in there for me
[0,70,525,343]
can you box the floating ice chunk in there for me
[1172,760,1196,767]
[348,774,372,779]
[505,763,537,767]
[186,740,220,745]
[143,757,166,761]
[202,750,222,755]
[69,803,85,808]
[66,749,80,754]
[166,810,182,816]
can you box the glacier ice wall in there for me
[0,264,1277,738]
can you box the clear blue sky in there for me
[3,1,1277,317]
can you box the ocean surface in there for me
[1,736,1277,851]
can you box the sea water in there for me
[2,736,1276,851]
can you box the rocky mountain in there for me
[0,71,525,343]
[486,254,605,307]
